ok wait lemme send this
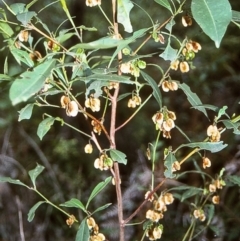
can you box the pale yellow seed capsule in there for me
[212,195,220,204]
[66,101,78,117]
[180,61,190,73]
[203,157,211,169]
[18,30,29,42]
[84,144,93,154]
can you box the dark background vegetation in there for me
[0,0,240,241]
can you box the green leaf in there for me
[86,176,112,209]
[16,11,37,25]
[159,42,178,61]
[70,37,121,50]
[9,59,56,105]
[176,141,227,153]
[178,83,208,118]
[18,103,35,121]
[109,149,127,165]
[27,201,46,222]
[60,198,86,212]
[205,204,214,224]
[92,203,112,215]
[191,0,231,48]
[0,22,14,38]
[141,71,162,109]
[75,219,90,241]
[221,120,240,135]
[226,175,240,186]
[10,3,26,14]
[37,117,55,140]
[181,187,203,202]
[154,0,173,13]
[0,74,13,82]
[117,0,134,33]
[217,106,230,120]
[28,164,45,188]
[164,152,177,178]
[0,176,28,188]
[232,10,240,22]
[11,49,34,67]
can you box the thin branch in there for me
[123,178,166,225]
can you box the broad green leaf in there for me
[164,152,177,178]
[159,42,178,61]
[117,0,133,33]
[176,141,227,153]
[27,201,46,222]
[154,0,173,13]
[37,117,55,140]
[226,175,240,186]
[181,187,203,202]
[10,3,26,14]
[221,120,240,135]
[18,103,35,121]
[109,149,127,165]
[178,83,208,118]
[0,74,13,82]
[92,203,112,215]
[9,59,56,105]
[28,164,45,188]
[0,22,14,38]
[141,71,162,109]
[232,10,240,22]
[86,176,112,209]
[0,176,28,188]
[11,49,34,67]
[60,198,86,212]
[16,11,37,25]
[191,0,231,48]
[75,219,90,241]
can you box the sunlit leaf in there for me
[191,0,231,48]
[109,149,127,165]
[86,177,112,209]
[0,176,28,188]
[154,0,173,13]
[37,117,55,140]
[176,141,227,153]
[117,0,134,33]
[60,198,86,212]
[164,152,177,178]
[178,83,208,118]
[75,219,89,241]
[141,71,162,109]
[27,201,46,222]
[9,59,56,105]
[28,164,45,188]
